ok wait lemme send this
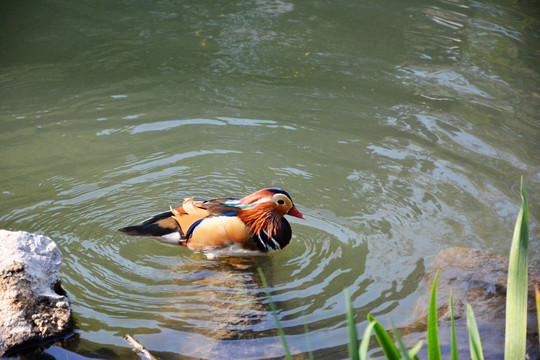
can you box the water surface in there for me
[1,0,539,358]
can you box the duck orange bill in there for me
[287,206,305,219]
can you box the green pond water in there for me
[1,0,539,359]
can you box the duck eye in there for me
[277,199,285,205]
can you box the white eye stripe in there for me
[272,193,291,199]
[252,197,287,205]
[228,194,292,208]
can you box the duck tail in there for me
[118,211,186,245]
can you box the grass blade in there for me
[302,313,314,360]
[367,314,401,360]
[504,177,529,359]
[428,269,442,360]
[257,268,293,360]
[534,284,540,352]
[359,321,375,360]
[390,320,413,360]
[467,304,484,360]
[450,290,459,360]
[408,340,423,359]
[345,289,360,360]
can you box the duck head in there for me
[236,188,305,219]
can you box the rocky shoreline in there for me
[402,247,540,359]
[0,230,72,356]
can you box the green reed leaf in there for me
[257,268,292,360]
[408,340,423,359]
[390,320,413,360]
[428,269,441,360]
[359,321,375,360]
[450,290,459,360]
[504,177,529,359]
[367,314,401,360]
[534,284,540,352]
[345,289,360,360]
[302,313,315,360]
[467,304,484,360]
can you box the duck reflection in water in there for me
[163,255,292,358]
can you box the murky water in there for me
[1,0,539,359]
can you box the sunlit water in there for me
[1,0,539,359]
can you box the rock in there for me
[0,230,72,356]
[402,247,540,359]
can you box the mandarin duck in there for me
[118,188,304,254]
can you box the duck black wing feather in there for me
[118,210,180,237]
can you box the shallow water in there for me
[1,0,539,359]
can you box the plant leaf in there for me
[534,284,540,352]
[467,304,484,360]
[408,340,423,358]
[390,320,413,360]
[257,268,293,360]
[302,313,315,360]
[367,314,401,360]
[504,177,529,359]
[450,290,459,360]
[428,269,442,360]
[345,289,360,360]
[359,321,375,360]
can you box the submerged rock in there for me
[402,247,540,359]
[0,230,72,356]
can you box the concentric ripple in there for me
[1,0,539,358]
